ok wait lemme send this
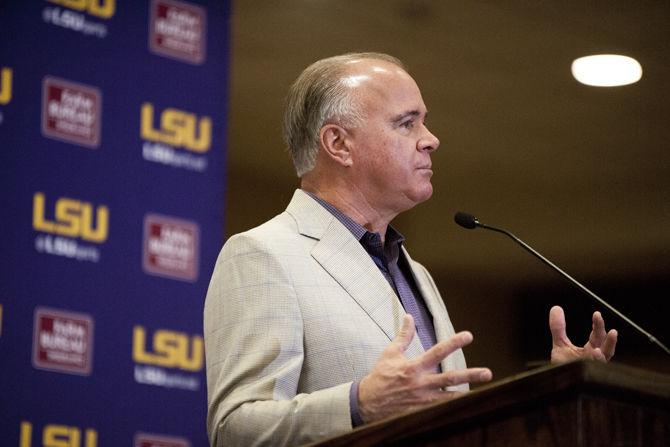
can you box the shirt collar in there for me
[304,190,406,248]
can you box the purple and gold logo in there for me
[43,0,114,38]
[20,421,98,447]
[42,77,102,148]
[143,214,199,282]
[140,103,211,171]
[141,103,211,153]
[32,307,94,375]
[132,325,204,391]
[32,192,109,263]
[0,67,12,105]
[46,0,115,18]
[149,0,206,65]
[33,192,109,243]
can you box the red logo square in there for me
[149,0,206,65]
[134,433,191,447]
[32,307,94,375]
[41,77,102,148]
[143,214,199,282]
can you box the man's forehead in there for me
[336,59,426,117]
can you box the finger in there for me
[601,329,618,361]
[549,305,572,348]
[425,367,493,389]
[588,311,607,348]
[417,331,473,370]
[392,314,416,352]
[590,347,606,362]
[425,389,467,403]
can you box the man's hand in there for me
[549,305,618,363]
[357,314,492,423]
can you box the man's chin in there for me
[404,186,433,210]
[417,184,434,203]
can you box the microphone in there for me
[454,211,670,356]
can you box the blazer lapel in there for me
[402,246,454,370]
[286,190,424,358]
[311,218,403,343]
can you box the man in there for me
[204,52,618,446]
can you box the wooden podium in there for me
[312,360,670,447]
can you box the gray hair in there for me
[283,52,405,177]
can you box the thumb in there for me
[549,305,572,347]
[393,314,415,352]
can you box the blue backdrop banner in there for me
[0,1,230,446]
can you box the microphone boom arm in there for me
[470,216,670,356]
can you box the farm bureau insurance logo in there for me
[33,192,109,263]
[143,213,199,281]
[140,102,211,172]
[42,77,102,148]
[42,0,115,39]
[149,0,206,65]
[32,307,94,376]
[133,325,204,391]
[135,432,191,447]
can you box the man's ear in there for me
[319,124,353,167]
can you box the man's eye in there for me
[401,120,414,129]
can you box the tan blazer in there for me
[204,189,467,446]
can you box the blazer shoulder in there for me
[225,211,297,246]
[220,188,332,259]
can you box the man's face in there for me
[344,60,440,215]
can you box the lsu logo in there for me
[0,67,11,105]
[133,326,203,372]
[20,421,97,447]
[141,103,211,153]
[47,0,115,19]
[33,192,109,243]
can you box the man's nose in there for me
[419,126,440,153]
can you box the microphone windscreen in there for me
[454,212,477,229]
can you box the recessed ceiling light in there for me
[571,54,642,87]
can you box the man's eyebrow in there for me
[391,110,422,123]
